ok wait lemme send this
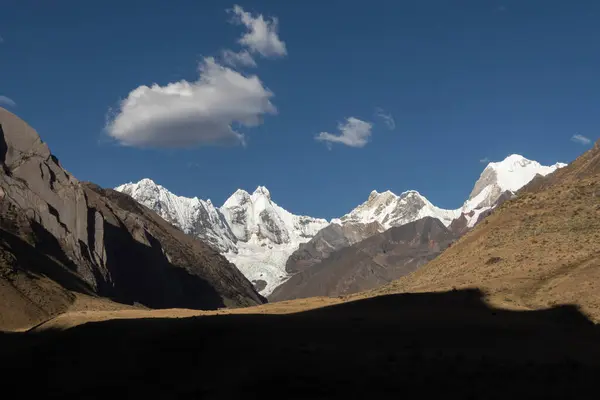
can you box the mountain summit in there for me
[465,154,567,211]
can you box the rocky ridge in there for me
[0,107,263,330]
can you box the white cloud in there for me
[479,157,490,163]
[571,134,591,145]
[0,35,4,43]
[222,49,257,67]
[315,117,373,148]
[374,108,395,130]
[106,57,276,148]
[0,95,16,107]
[229,5,287,58]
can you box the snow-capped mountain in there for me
[335,154,566,232]
[335,190,461,228]
[115,180,328,296]
[220,186,328,295]
[463,154,567,212]
[458,154,566,227]
[115,154,565,296]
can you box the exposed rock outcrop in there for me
[285,221,384,274]
[0,108,264,330]
[270,217,456,301]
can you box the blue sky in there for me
[1,0,598,219]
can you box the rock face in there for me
[270,217,457,301]
[285,221,384,274]
[0,108,264,331]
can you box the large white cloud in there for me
[315,117,373,148]
[106,57,276,148]
[229,5,287,58]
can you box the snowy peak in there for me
[467,154,566,210]
[340,189,459,228]
[252,186,271,200]
[220,186,327,245]
[223,189,251,208]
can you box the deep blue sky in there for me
[1,0,598,219]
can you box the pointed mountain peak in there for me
[253,186,271,199]
[115,177,163,193]
[400,189,422,197]
[137,177,159,187]
[489,154,533,170]
[368,190,379,200]
[223,188,251,208]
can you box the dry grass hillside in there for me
[371,139,600,320]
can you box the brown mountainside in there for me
[270,217,456,301]
[0,108,263,331]
[372,138,600,320]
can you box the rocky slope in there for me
[371,138,600,321]
[0,107,263,331]
[270,217,457,301]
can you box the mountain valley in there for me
[1,110,599,399]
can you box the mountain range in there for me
[117,154,566,296]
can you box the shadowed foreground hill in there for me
[372,138,600,320]
[2,289,600,398]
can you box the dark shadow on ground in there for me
[2,289,600,398]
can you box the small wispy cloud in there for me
[228,5,287,59]
[479,157,490,163]
[315,117,373,148]
[0,35,4,43]
[374,108,395,130]
[571,134,592,145]
[186,162,201,169]
[221,49,257,68]
[0,95,16,107]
